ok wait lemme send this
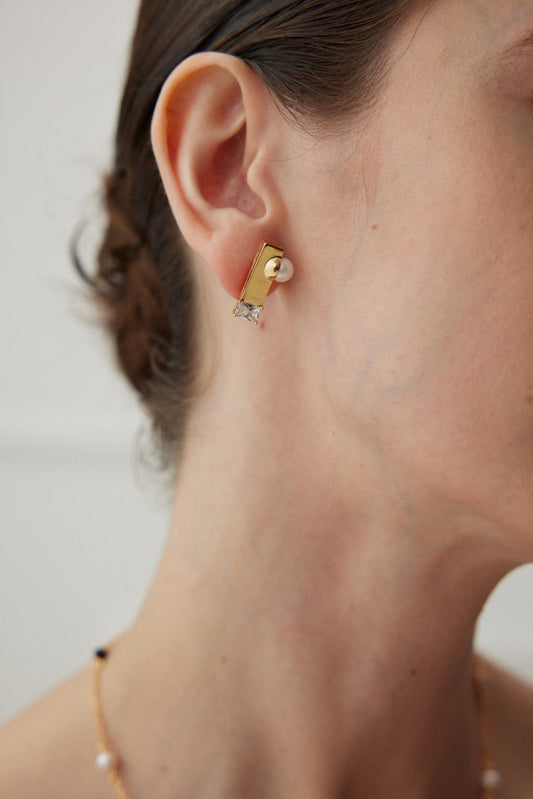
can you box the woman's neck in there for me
[103,371,514,799]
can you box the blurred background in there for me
[1,0,532,727]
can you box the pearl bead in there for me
[96,750,117,771]
[480,768,503,790]
[274,256,294,283]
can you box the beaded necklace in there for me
[92,646,502,799]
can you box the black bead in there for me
[94,647,108,660]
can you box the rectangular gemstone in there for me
[233,301,262,324]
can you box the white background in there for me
[1,1,532,727]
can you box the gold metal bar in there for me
[234,242,284,310]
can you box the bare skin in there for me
[2,0,533,797]
[2,656,532,798]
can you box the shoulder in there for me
[0,668,106,799]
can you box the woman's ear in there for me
[151,52,283,298]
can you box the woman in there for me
[2,0,533,796]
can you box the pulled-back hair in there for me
[87,0,418,468]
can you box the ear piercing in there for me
[233,242,294,324]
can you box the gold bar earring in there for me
[233,242,294,324]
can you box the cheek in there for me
[375,79,532,388]
[381,182,532,436]
[379,220,533,530]
[339,110,533,498]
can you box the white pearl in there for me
[274,256,294,283]
[96,750,117,771]
[480,768,503,790]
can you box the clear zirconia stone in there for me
[233,301,262,324]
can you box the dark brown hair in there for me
[85,0,419,468]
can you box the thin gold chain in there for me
[92,647,132,799]
[474,657,503,799]
[91,646,502,799]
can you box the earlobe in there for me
[150,52,280,299]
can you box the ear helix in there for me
[233,242,294,324]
